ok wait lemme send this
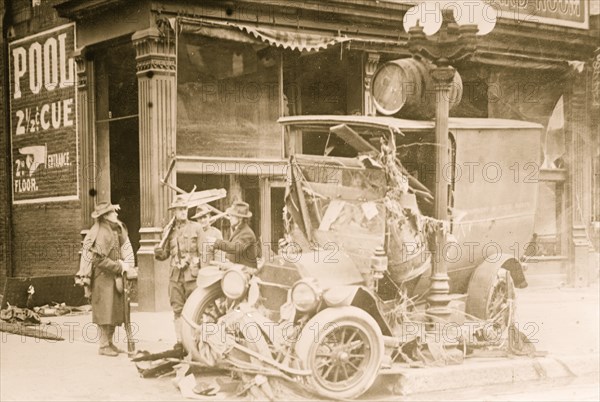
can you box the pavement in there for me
[1,277,599,400]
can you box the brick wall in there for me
[4,0,83,280]
[11,202,82,277]
[1,1,9,290]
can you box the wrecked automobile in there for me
[180,115,542,399]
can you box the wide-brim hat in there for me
[226,201,252,218]
[168,197,188,210]
[91,202,120,219]
[192,205,212,220]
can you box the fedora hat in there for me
[192,205,212,220]
[91,202,120,219]
[226,201,252,218]
[168,197,188,210]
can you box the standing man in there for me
[210,201,260,268]
[154,197,206,352]
[82,202,135,357]
[192,205,224,264]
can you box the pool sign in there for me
[9,24,78,203]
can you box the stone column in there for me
[565,69,591,287]
[74,48,95,230]
[364,53,380,116]
[132,27,177,311]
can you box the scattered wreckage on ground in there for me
[172,115,541,400]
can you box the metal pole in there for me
[427,63,455,322]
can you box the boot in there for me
[173,317,184,353]
[98,325,118,357]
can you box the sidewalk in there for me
[46,281,599,356]
[2,282,598,400]
[376,282,600,396]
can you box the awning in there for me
[177,18,355,53]
[236,25,350,52]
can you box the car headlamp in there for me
[221,268,248,299]
[291,278,321,312]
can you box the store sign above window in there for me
[491,0,589,29]
[9,24,78,204]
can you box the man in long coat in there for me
[84,202,135,357]
[211,201,260,268]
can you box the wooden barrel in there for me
[371,58,463,119]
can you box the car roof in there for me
[278,115,544,130]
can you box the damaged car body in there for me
[180,115,542,399]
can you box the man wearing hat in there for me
[192,205,224,264]
[154,196,207,352]
[209,201,260,268]
[78,202,135,357]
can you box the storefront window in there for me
[177,34,281,158]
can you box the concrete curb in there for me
[383,354,600,396]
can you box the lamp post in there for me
[405,4,482,322]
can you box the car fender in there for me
[322,285,392,336]
[469,254,527,289]
[196,266,225,288]
[322,286,360,307]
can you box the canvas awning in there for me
[235,24,350,52]
[175,17,391,53]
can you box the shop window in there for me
[177,34,281,159]
[283,50,362,116]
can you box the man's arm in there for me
[213,230,255,254]
[93,247,123,275]
[154,218,175,261]
[154,236,171,261]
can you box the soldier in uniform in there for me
[154,197,207,352]
[192,204,224,264]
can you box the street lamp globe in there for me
[403,0,497,36]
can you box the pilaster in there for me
[132,27,177,311]
[364,53,380,116]
[74,48,95,229]
[565,69,592,287]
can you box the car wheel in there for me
[294,306,384,400]
[181,283,231,361]
[466,266,515,334]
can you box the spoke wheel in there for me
[181,283,229,360]
[295,306,384,400]
[467,266,515,338]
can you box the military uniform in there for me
[154,199,206,348]
[154,219,206,316]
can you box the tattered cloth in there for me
[75,222,134,298]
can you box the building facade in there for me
[1,0,598,310]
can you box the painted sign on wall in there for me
[9,24,78,204]
[492,0,589,29]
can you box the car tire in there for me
[294,306,384,400]
[180,283,228,361]
[466,265,515,333]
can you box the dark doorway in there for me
[271,187,286,252]
[95,41,140,259]
[241,176,260,242]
